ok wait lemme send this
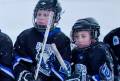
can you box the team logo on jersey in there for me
[113,36,119,46]
[99,63,112,80]
[35,42,55,76]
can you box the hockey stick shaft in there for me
[51,44,68,73]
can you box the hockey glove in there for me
[18,70,35,81]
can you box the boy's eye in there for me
[38,13,41,16]
[43,13,49,17]
[37,13,49,17]
[81,35,86,38]
[74,35,87,39]
[74,35,79,38]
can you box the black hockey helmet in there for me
[71,17,100,41]
[33,0,62,32]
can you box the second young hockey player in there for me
[71,17,114,81]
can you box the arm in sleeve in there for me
[13,33,34,81]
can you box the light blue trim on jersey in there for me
[13,55,33,70]
[92,75,100,81]
[51,67,64,81]
[0,64,15,79]
[41,27,61,37]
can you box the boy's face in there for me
[35,10,54,26]
[73,31,92,48]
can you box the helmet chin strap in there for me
[34,22,55,33]
[33,15,56,32]
[35,24,47,32]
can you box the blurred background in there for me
[0,0,120,43]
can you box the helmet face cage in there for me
[71,18,100,42]
[71,28,99,43]
[33,0,62,32]
[34,7,61,23]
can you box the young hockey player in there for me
[71,17,114,81]
[0,30,14,81]
[104,27,120,81]
[13,0,71,81]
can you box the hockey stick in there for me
[34,11,54,80]
[51,44,71,77]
